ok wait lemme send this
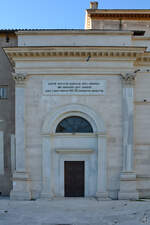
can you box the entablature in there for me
[4,46,147,65]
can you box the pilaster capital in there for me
[120,69,140,85]
[12,72,27,85]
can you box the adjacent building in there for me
[0,30,16,195]
[1,2,150,200]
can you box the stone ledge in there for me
[55,148,94,154]
[120,172,137,181]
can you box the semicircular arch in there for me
[41,104,105,134]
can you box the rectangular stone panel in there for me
[135,105,150,143]
[43,80,106,95]
[135,73,150,101]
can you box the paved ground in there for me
[0,198,150,225]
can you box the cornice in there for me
[87,10,150,21]
[91,14,150,21]
[16,30,132,36]
[4,46,146,65]
[87,9,150,13]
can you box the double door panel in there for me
[64,161,84,197]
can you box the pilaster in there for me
[10,72,31,200]
[96,134,109,200]
[118,71,139,200]
[41,136,52,199]
[0,131,4,175]
[11,134,16,173]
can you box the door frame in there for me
[59,155,89,197]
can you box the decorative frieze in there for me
[136,56,150,65]
[11,50,136,58]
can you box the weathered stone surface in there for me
[0,198,150,225]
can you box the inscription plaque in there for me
[43,80,106,95]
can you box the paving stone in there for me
[0,199,150,225]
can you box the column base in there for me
[10,171,31,200]
[40,192,52,199]
[10,191,31,201]
[118,192,139,200]
[118,172,139,200]
[96,192,111,201]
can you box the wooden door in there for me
[64,161,84,197]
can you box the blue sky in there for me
[0,0,150,29]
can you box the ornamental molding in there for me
[5,47,150,66]
[120,69,140,85]
[55,148,94,154]
[16,30,131,35]
[136,55,150,65]
[12,72,27,85]
[4,46,146,62]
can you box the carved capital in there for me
[120,70,140,85]
[12,72,27,85]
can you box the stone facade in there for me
[1,2,150,200]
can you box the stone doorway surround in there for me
[41,104,108,199]
[57,148,93,197]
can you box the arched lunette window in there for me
[56,116,93,133]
